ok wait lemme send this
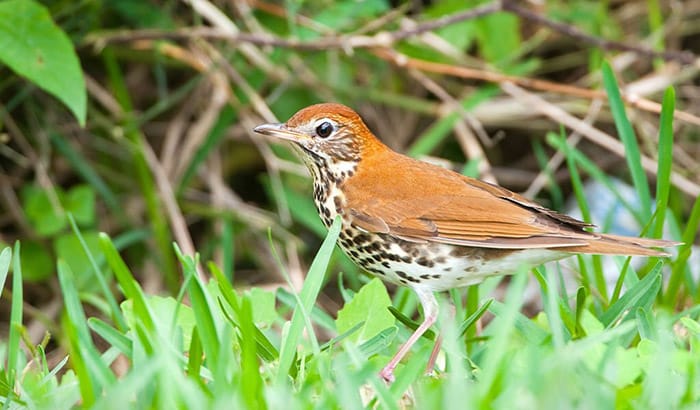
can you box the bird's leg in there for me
[426,333,442,375]
[380,287,438,383]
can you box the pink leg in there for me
[426,333,442,375]
[380,287,438,383]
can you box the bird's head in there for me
[254,103,382,175]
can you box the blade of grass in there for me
[87,318,133,357]
[57,260,116,404]
[98,232,156,353]
[174,246,221,370]
[558,131,608,303]
[240,296,266,410]
[7,243,22,390]
[210,262,279,362]
[653,87,675,239]
[601,62,652,221]
[545,133,644,224]
[665,195,700,305]
[459,298,493,337]
[601,261,663,327]
[276,216,341,384]
[68,215,127,331]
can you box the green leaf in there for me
[336,278,395,343]
[0,0,86,125]
[19,240,53,282]
[601,62,652,221]
[245,288,278,328]
[65,185,96,227]
[22,185,66,237]
[276,216,342,383]
[122,296,195,351]
[54,230,102,292]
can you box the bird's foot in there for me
[379,365,396,383]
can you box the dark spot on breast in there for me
[416,257,435,268]
[334,196,343,213]
[396,270,420,283]
[431,274,441,279]
[434,256,446,264]
[349,250,360,258]
[365,267,383,275]
[401,256,412,264]
[386,253,401,262]
[382,261,390,268]
[364,242,381,253]
[420,274,430,280]
[465,266,477,273]
[359,257,374,266]
[352,234,371,245]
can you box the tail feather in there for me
[558,234,681,257]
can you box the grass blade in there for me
[601,62,652,221]
[665,195,700,305]
[653,87,675,238]
[7,243,22,390]
[98,232,156,353]
[601,261,663,327]
[57,260,116,405]
[88,317,133,357]
[276,216,342,383]
[68,215,127,331]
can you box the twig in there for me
[375,49,700,127]
[143,142,206,280]
[407,68,496,183]
[501,0,695,65]
[501,82,700,198]
[523,98,604,199]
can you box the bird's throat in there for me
[307,157,358,228]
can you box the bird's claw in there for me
[379,366,396,383]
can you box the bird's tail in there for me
[558,234,681,257]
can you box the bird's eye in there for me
[315,121,334,138]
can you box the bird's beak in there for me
[253,123,310,143]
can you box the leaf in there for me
[22,185,66,237]
[19,240,53,282]
[121,296,195,351]
[245,288,278,328]
[336,278,395,343]
[65,185,96,227]
[0,0,86,125]
[54,231,102,292]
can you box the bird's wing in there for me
[343,153,595,249]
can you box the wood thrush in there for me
[254,103,677,382]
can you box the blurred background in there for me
[1,0,698,361]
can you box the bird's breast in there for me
[334,225,568,291]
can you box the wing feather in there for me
[343,150,596,249]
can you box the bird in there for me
[254,102,677,382]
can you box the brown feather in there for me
[341,130,677,255]
[343,145,598,247]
